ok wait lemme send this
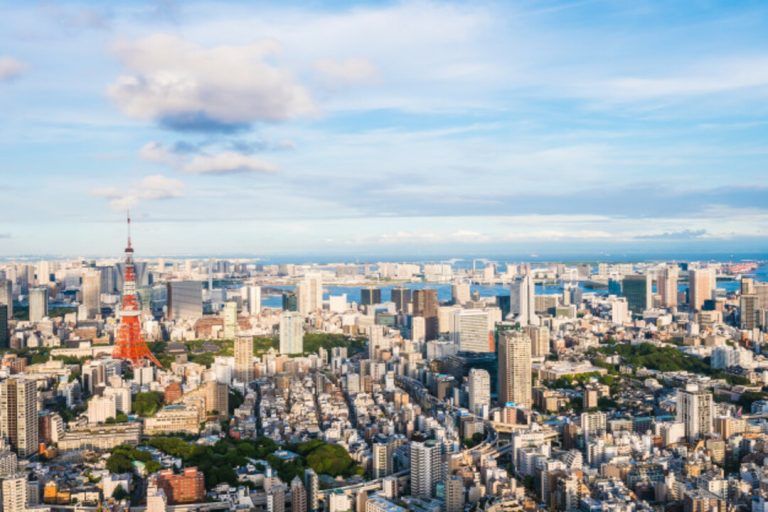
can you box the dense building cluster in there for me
[0,242,766,512]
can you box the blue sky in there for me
[1,0,767,257]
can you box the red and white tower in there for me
[112,214,162,367]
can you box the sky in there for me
[1,0,767,258]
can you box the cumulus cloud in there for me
[139,141,278,175]
[91,174,184,210]
[313,57,379,87]
[0,57,26,82]
[108,34,315,131]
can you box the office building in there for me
[468,368,491,416]
[657,265,679,308]
[246,285,261,316]
[526,324,550,357]
[279,311,304,355]
[451,282,471,305]
[622,274,652,315]
[166,281,203,320]
[410,440,441,499]
[689,268,716,312]
[498,330,532,408]
[1,474,28,512]
[234,336,254,384]
[611,298,630,324]
[741,294,758,330]
[390,287,411,313]
[0,377,38,457]
[677,384,714,441]
[297,274,323,314]
[451,310,491,353]
[28,287,48,322]
[222,301,237,339]
[282,291,298,312]
[0,305,8,349]
[81,268,102,319]
[413,289,439,340]
[0,279,12,321]
[510,274,538,326]
[361,287,382,306]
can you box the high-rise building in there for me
[677,384,714,441]
[498,330,532,408]
[81,268,102,319]
[28,287,48,322]
[451,310,491,353]
[297,274,323,315]
[304,469,319,512]
[372,437,393,479]
[245,285,261,316]
[282,291,298,312]
[622,274,652,315]
[444,475,465,512]
[290,477,307,512]
[657,265,679,308]
[526,325,550,357]
[410,440,441,499]
[468,368,490,416]
[0,279,13,322]
[234,336,254,384]
[1,474,28,512]
[361,287,382,306]
[510,275,538,326]
[279,312,304,355]
[741,294,758,330]
[390,287,411,313]
[413,289,438,340]
[166,281,203,320]
[222,301,237,339]
[689,268,716,312]
[0,305,8,349]
[611,298,630,324]
[451,282,471,305]
[0,377,38,457]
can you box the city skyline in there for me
[2,1,768,255]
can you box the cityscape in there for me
[2,2,768,512]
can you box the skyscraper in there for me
[245,285,261,316]
[166,281,203,320]
[510,275,538,326]
[304,469,319,512]
[468,368,491,416]
[741,294,758,330]
[0,279,13,322]
[526,325,550,358]
[222,301,237,339]
[279,311,304,355]
[1,474,28,512]
[451,282,471,305]
[0,305,8,349]
[621,274,652,314]
[234,335,254,384]
[451,310,491,353]
[390,287,411,313]
[410,440,442,499]
[0,377,38,457]
[81,268,102,319]
[290,477,307,512]
[676,384,714,441]
[498,330,532,408]
[689,268,716,312]
[657,265,679,308]
[413,289,438,340]
[360,287,382,306]
[297,274,323,314]
[28,287,48,322]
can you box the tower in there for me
[498,330,532,408]
[112,214,162,367]
[410,440,442,499]
[234,336,254,384]
[0,377,38,457]
[510,274,538,326]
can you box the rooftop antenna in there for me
[126,210,132,250]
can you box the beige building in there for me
[144,404,201,436]
[498,330,532,408]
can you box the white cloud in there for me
[139,141,278,175]
[108,34,315,130]
[0,57,26,82]
[313,57,379,87]
[91,174,184,210]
